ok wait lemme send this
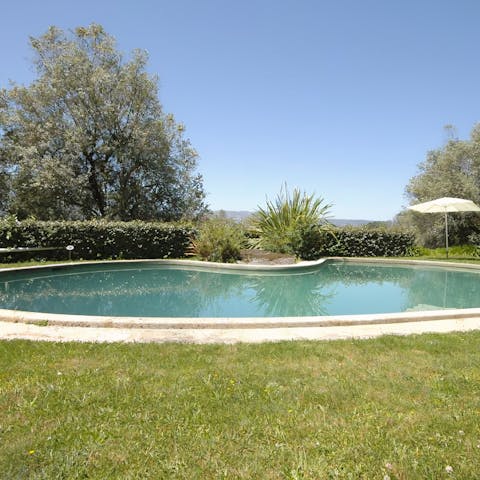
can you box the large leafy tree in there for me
[404,125,480,246]
[0,24,207,221]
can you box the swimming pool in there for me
[1,259,479,319]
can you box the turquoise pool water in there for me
[0,261,480,317]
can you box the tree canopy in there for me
[0,24,207,221]
[404,125,480,246]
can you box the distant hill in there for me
[213,210,253,222]
[329,219,374,227]
[214,211,376,226]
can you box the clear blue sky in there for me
[2,0,480,220]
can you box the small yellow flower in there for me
[28,450,35,455]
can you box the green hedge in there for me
[296,227,416,260]
[0,220,196,262]
[0,220,416,263]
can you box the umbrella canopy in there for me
[409,197,480,214]
[408,197,480,257]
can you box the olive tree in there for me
[0,24,207,221]
[405,125,480,246]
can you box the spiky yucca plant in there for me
[250,184,333,255]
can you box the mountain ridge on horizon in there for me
[213,210,382,226]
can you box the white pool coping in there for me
[1,257,480,343]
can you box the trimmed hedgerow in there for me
[295,226,416,260]
[0,219,196,262]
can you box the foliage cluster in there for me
[0,219,195,262]
[404,125,480,246]
[467,231,480,246]
[295,227,416,259]
[0,24,207,221]
[190,217,245,263]
[250,185,333,255]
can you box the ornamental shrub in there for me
[250,185,333,255]
[0,219,195,262]
[190,218,246,263]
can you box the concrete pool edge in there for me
[1,257,480,343]
[2,305,480,330]
[3,255,479,273]
[2,318,480,344]
[0,257,328,274]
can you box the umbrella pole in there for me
[445,211,449,258]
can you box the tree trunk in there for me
[86,154,106,216]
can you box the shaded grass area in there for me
[408,258,480,264]
[405,245,480,263]
[396,256,480,265]
[1,334,480,479]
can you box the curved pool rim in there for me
[1,257,480,329]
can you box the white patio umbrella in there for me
[408,197,480,258]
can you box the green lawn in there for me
[1,334,480,479]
